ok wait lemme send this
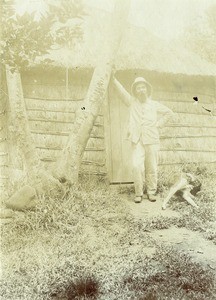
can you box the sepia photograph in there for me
[0,0,216,299]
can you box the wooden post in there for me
[214,76,216,113]
[53,0,131,184]
[66,67,69,99]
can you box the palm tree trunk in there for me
[6,66,63,196]
[53,0,131,184]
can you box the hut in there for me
[2,8,216,190]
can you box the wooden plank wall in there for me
[4,69,216,187]
[154,91,216,166]
[21,70,107,177]
[156,89,216,183]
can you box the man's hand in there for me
[110,64,117,79]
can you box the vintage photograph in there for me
[0,0,216,299]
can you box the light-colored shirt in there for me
[128,98,174,144]
[112,78,174,144]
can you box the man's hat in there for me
[131,77,152,97]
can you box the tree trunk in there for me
[6,66,63,196]
[0,66,8,196]
[53,0,131,184]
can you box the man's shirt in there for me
[112,77,174,145]
[128,98,174,144]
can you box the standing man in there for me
[112,76,174,203]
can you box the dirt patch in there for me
[152,226,216,269]
[123,193,216,271]
[124,194,180,220]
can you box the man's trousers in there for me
[132,141,160,196]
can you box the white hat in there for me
[131,77,152,97]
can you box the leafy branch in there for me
[1,0,86,71]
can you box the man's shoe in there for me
[134,196,142,203]
[147,194,157,202]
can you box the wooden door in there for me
[107,86,133,183]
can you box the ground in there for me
[126,194,216,268]
[0,169,216,300]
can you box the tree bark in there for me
[0,66,8,196]
[6,66,63,196]
[53,0,131,184]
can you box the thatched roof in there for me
[38,8,216,77]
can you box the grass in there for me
[122,245,215,300]
[169,169,216,242]
[1,168,216,299]
[1,179,136,299]
[66,275,99,300]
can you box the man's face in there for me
[135,83,148,102]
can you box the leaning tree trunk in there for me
[6,66,63,196]
[53,0,131,184]
[0,67,8,196]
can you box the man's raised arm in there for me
[111,76,133,107]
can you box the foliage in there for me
[49,0,86,22]
[182,4,216,63]
[49,0,86,49]
[0,0,85,71]
[53,25,83,49]
[1,8,53,70]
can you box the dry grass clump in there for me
[66,275,99,300]
[175,199,215,232]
